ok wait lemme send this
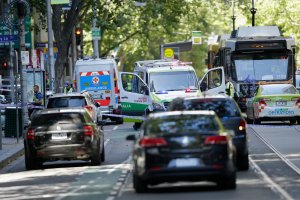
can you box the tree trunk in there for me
[51,0,84,92]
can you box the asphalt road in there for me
[0,121,300,200]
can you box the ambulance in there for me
[74,58,123,124]
[118,59,225,129]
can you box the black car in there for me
[127,111,236,193]
[168,95,249,170]
[24,108,105,170]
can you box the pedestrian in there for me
[225,78,234,98]
[64,81,73,94]
[33,85,43,105]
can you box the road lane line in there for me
[54,185,87,200]
[250,127,300,176]
[113,126,119,130]
[106,197,115,200]
[249,156,294,200]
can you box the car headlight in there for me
[152,102,165,111]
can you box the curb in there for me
[0,148,24,169]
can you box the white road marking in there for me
[113,126,119,130]
[106,196,115,200]
[107,156,131,175]
[250,156,294,200]
[104,138,110,147]
[54,185,87,200]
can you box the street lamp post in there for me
[92,0,99,58]
[231,0,236,31]
[250,0,257,27]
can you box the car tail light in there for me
[185,88,191,93]
[149,166,162,171]
[258,98,271,106]
[84,105,93,112]
[106,97,110,100]
[238,119,247,131]
[204,136,228,145]
[242,98,247,102]
[139,137,168,148]
[292,97,300,107]
[83,125,94,136]
[27,129,35,140]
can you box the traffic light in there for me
[0,48,9,68]
[75,28,82,46]
[17,1,27,18]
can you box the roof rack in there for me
[135,59,192,68]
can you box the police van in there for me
[119,59,225,128]
[74,58,123,124]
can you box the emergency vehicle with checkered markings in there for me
[74,58,123,124]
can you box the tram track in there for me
[248,125,300,200]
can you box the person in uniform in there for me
[225,79,234,97]
[64,81,73,94]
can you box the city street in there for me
[1,122,300,200]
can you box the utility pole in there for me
[250,0,257,27]
[93,0,99,58]
[18,18,26,144]
[47,0,55,91]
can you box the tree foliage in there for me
[28,0,300,88]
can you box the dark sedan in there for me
[168,95,249,170]
[24,108,105,170]
[127,111,236,193]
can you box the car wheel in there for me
[297,117,300,124]
[115,117,124,124]
[25,154,42,170]
[133,122,142,131]
[101,143,105,162]
[91,143,101,166]
[237,154,249,171]
[216,172,236,190]
[253,118,261,124]
[246,118,253,124]
[290,119,297,125]
[133,174,148,193]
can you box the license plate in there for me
[175,158,200,167]
[276,101,287,106]
[52,133,68,140]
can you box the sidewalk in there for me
[0,134,24,169]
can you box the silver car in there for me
[46,92,102,123]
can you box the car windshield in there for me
[261,85,298,95]
[233,53,290,82]
[47,97,87,108]
[31,113,85,126]
[146,115,219,135]
[183,99,240,118]
[149,71,197,92]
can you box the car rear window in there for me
[31,113,85,126]
[47,97,87,108]
[261,85,298,95]
[183,98,240,118]
[146,115,219,135]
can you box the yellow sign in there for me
[164,48,174,58]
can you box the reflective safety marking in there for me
[80,71,110,76]
[102,113,146,120]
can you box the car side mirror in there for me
[141,85,149,95]
[126,134,136,141]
